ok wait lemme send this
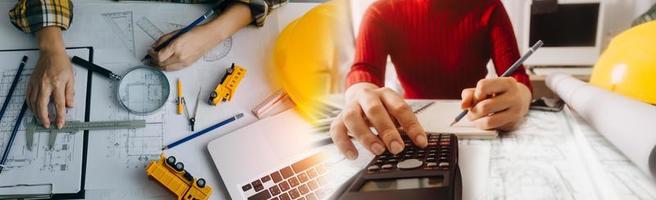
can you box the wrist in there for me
[346,82,378,100]
[36,27,66,54]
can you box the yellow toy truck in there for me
[209,63,246,105]
[146,154,212,200]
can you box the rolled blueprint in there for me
[546,73,656,177]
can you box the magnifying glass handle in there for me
[72,56,122,80]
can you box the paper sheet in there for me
[414,100,498,139]
[546,73,656,176]
[0,48,90,195]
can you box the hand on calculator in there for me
[330,83,428,160]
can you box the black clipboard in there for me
[0,47,93,199]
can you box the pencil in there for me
[0,56,27,125]
[449,40,544,126]
[162,113,244,150]
[0,102,28,174]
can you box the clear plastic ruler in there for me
[136,17,164,41]
[167,23,232,62]
[102,11,136,55]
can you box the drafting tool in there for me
[209,63,246,105]
[142,8,217,62]
[25,119,146,150]
[146,154,212,200]
[450,40,544,126]
[177,79,184,115]
[204,36,233,62]
[72,57,170,114]
[72,56,121,80]
[0,102,28,173]
[0,56,27,124]
[102,11,136,56]
[162,113,243,150]
[136,16,164,41]
[182,88,201,131]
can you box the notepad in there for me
[414,100,498,139]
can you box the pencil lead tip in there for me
[449,121,456,127]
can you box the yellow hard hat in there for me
[271,1,347,121]
[590,21,656,104]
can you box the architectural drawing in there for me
[0,69,76,173]
[481,111,599,200]
[0,49,90,194]
[102,11,136,56]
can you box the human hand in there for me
[148,25,222,71]
[28,27,75,129]
[330,83,428,160]
[460,77,531,131]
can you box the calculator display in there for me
[358,177,445,192]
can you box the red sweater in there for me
[346,0,532,99]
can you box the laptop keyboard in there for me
[243,153,329,200]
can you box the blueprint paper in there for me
[547,73,656,176]
[0,48,90,195]
[80,4,282,199]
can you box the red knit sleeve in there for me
[488,1,533,93]
[345,6,389,89]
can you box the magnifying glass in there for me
[72,56,170,114]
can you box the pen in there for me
[177,79,184,115]
[72,56,122,80]
[450,40,544,126]
[162,113,244,150]
[0,102,28,174]
[142,9,216,62]
[0,56,27,125]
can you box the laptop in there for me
[208,109,332,200]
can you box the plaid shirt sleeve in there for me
[9,0,74,33]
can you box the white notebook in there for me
[413,100,498,139]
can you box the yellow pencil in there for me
[177,79,183,115]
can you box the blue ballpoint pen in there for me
[142,9,216,62]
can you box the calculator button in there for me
[397,159,423,170]
[426,162,437,168]
[426,157,436,162]
[381,164,393,170]
[438,162,450,168]
[367,165,380,171]
[387,159,398,163]
[439,156,448,161]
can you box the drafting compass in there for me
[182,88,201,131]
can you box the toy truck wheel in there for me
[166,156,176,167]
[197,178,206,188]
[174,162,185,171]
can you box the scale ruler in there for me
[25,120,146,150]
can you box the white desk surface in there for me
[1,1,654,199]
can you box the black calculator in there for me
[335,133,461,200]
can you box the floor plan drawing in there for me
[0,48,91,195]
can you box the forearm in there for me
[199,3,252,46]
[36,27,66,54]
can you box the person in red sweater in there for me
[330,0,533,159]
